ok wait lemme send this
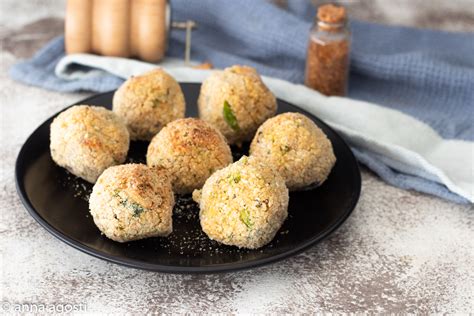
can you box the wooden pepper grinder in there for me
[65,0,196,64]
[304,4,351,96]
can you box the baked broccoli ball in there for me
[250,112,336,190]
[198,65,277,145]
[89,164,174,242]
[113,68,186,140]
[147,118,233,195]
[193,156,288,249]
[50,105,129,183]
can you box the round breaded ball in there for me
[193,156,288,249]
[113,68,186,140]
[147,118,233,195]
[50,105,129,183]
[250,112,336,190]
[198,65,277,145]
[89,164,174,242]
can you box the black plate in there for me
[15,83,360,273]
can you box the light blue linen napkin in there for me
[10,0,474,203]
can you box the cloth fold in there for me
[9,0,474,203]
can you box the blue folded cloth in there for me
[10,0,474,203]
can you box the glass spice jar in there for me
[304,4,351,96]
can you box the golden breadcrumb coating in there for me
[250,112,336,190]
[198,65,277,145]
[113,68,185,140]
[194,156,288,249]
[89,164,174,242]
[147,118,233,194]
[50,105,129,183]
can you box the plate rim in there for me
[15,86,361,274]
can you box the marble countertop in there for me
[1,0,473,313]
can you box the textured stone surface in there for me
[1,0,473,313]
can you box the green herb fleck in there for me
[151,89,171,108]
[119,198,128,207]
[112,189,145,217]
[239,208,253,229]
[223,100,240,131]
[151,98,161,108]
[230,173,241,184]
[280,145,291,154]
[130,202,145,217]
